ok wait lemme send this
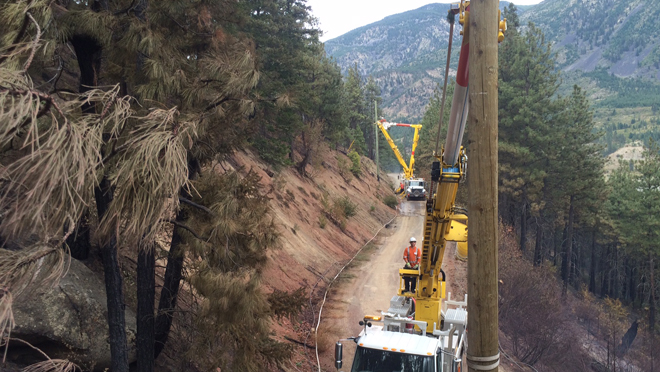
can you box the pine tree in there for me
[244,0,328,166]
[415,83,455,182]
[502,3,520,34]
[550,85,605,294]
[343,64,369,154]
[498,22,561,251]
[607,141,660,330]
[363,75,382,159]
[0,1,304,371]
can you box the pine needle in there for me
[0,290,15,345]
[98,107,196,247]
[0,245,68,297]
[22,359,79,372]
[0,81,129,241]
[0,244,68,341]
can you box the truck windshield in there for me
[410,181,424,188]
[351,346,434,372]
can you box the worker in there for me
[399,181,404,194]
[403,237,420,293]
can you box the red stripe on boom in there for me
[456,4,470,87]
[456,43,469,87]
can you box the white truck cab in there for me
[404,178,427,200]
[335,295,467,372]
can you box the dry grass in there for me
[21,360,79,372]
[498,223,588,369]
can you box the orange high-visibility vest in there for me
[404,246,421,266]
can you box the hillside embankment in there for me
[225,146,399,370]
[228,147,396,295]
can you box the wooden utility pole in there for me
[375,101,380,181]
[466,0,499,371]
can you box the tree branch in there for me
[284,336,315,349]
[178,196,214,215]
[113,0,136,16]
[167,220,209,241]
[204,97,233,112]
[0,87,67,123]
[23,12,42,71]
[0,14,29,65]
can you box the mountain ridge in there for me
[324,2,523,121]
[325,0,660,126]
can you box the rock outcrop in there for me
[9,257,137,371]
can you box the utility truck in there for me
[334,2,506,371]
[404,178,426,200]
[337,291,468,372]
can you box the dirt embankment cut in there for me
[224,146,398,370]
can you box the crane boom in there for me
[404,7,471,330]
[376,120,422,180]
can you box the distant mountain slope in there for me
[521,0,660,79]
[324,2,522,122]
[325,0,660,126]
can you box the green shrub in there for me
[348,150,361,177]
[335,196,357,218]
[337,157,352,181]
[319,193,357,229]
[383,195,398,209]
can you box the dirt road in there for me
[318,199,424,370]
[347,200,426,325]
[344,173,426,324]
[319,194,468,371]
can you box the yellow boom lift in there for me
[376,119,422,180]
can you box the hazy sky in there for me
[307,0,544,41]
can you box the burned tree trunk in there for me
[589,229,597,294]
[520,197,527,252]
[650,252,656,331]
[153,224,185,359]
[137,244,155,372]
[562,195,575,296]
[616,320,638,357]
[95,176,129,372]
[154,159,200,359]
[533,220,543,267]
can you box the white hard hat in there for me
[410,237,416,242]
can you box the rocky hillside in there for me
[523,0,660,78]
[324,2,523,122]
[325,0,660,125]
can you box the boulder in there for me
[9,257,137,371]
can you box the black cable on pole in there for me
[429,11,456,200]
[433,11,456,157]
